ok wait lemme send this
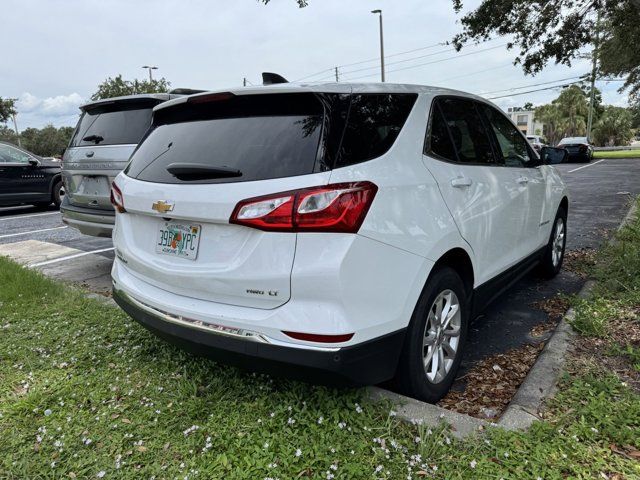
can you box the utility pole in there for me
[142,65,158,82]
[586,13,600,142]
[371,9,385,82]
[335,67,339,82]
[11,113,21,147]
[243,77,247,87]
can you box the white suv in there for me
[110,84,569,402]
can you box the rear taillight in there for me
[579,144,588,152]
[110,182,126,213]
[229,182,378,233]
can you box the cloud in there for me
[14,92,85,129]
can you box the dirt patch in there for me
[563,248,597,277]
[438,342,545,419]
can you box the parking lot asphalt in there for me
[1,157,639,386]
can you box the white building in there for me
[506,108,545,136]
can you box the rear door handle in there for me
[451,177,472,188]
[516,176,529,184]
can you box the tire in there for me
[538,207,567,278]
[395,267,469,403]
[52,179,64,208]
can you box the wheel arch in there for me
[559,196,568,214]
[430,248,474,298]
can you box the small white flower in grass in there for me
[414,436,421,444]
[355,403,363,413]
[295,448,302,457]
[375,465,383,473]
[287,417,295,425]
[44,409,52,416]
[330,447,336,454]
[330,464,338,471]
[338,422,346,429]
[504,452,509,458]
[470,460,477,469]
[270,412,275,418]
[317,416,324,424]
[264,442,269,449]
[537,477,543,480]
[96,471,106,478]
[389,410,397,417]
[590,427,598,433]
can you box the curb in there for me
[367,198,638,437]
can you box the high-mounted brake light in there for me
[229,182,378,233]
[187,92,235,104]
[110,182,126,213]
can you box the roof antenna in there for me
[262,72,289,85]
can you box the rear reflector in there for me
[110,182,126,213]
[229,182,378,233]
[282,331,354,343]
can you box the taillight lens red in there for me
[229,182,378,233]
[110,182,126,213]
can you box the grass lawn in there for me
[593,149,640,159]
[0,202,639,479]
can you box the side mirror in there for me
[28,158,39,167]
[540,146,568,165]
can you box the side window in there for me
[427,104,457,162]
[0,144,31,164]
[437,98,495,165]
[481,104,534,167]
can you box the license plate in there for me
[155,223,201,260]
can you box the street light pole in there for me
[142,65,158,82]
[371,9,385,82]
[586,12,600,142]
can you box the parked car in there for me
[0,141,63,208]
[557,136,594,163]
[110,84,569,402]
[61,93,182,237]
[526,135,547,153]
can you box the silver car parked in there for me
[61,93,181,237]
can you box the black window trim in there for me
[424,95,500,167]
[476,100,542,169]
[424,95,541,168]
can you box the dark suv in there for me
[61,93,181,237]
[0,141,63,208]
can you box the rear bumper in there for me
[112,286,406,386]
[565,151,592,163]
[60,198,114,237]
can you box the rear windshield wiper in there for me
[82,134,104,144]
[166,163,242,180]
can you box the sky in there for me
[1,0,629,130]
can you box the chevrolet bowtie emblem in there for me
[152,201,174,214]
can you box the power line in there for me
[480,75,586,96]
[340,45,458,76]
[485,80,584,100]
[337,41,447,69]
[433,63,513,83]
[342,43,508,81]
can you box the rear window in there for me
[125,92,417,184]
[69,101,158,147]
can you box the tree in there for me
[0,125,19,144]
[535,104,563,146]
[19,125,74,157]
[591,106,633,146]
[553,85,589,137]
[450,1,640,101]
[523,102,534,111]
[0,97,17,124]
[91,74,171,101]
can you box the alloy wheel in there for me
[552,218,565,267]
[422,289,462,384]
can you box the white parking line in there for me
[0,211,60,221]
[567,159,605,173]
[29,246,115,268]
[0,226,68,239]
